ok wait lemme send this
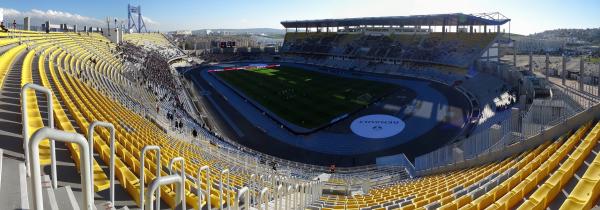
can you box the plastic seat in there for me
[559,163,600,210]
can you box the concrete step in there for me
[94,201,131,210]
[31,173,80,210]
[0,154,29,209]
[54,185,80,210]
[41,175,59,210]
[95,201,115,210]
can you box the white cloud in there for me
[1,8,21,16]
[142,16,159,26]
[1,7,104,27]
[0,7,160,31]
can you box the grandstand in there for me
[0,11,599,210]
[123,33,186,61]
[280,13,508,69]
[281,32,497,67]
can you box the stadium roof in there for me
[281,13,510,28]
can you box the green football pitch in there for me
[214,66,399,129]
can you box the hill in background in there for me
[529,28,600,44]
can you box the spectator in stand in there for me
[0,21,8,32]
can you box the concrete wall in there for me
[105,28,122,44]
[23,17,30,31]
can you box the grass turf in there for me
[214,66,399,129]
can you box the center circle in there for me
[350,114,405,139]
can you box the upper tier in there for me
[281,32,498,68]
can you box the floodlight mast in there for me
[127,4,147,33]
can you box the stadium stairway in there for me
[0,41,28,159]
[40,43,137,208]
[0,34,132,209]
[0,149,30,209]
[0,149,128,210]
[0,35,122,210]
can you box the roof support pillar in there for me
[562,55,567,86]
[579,57,584,91]
[545,53,550,78]
[513,47,517,67]
[529,52,533,72]
[597,62,600,96]
[456,20,459,33]
[442,17,446,34]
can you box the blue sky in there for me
[2,0,599,34]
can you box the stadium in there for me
[0,2,600,210]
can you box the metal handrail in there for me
[275,184,282,210]
[168,157,186,210]
[250,173,257,205]
[314,181,323,203]
[28,127,93,210]
[258,187,270,210]
[294,184,300,209]
[144,175,183,210]
[87,121,116,204]
[21,83,56,188]
[306,182,313,205]
[197,165,211,209]
[235,187,250,210]
[286,185,293,209]
[140,145,161,209]
[220,169,231,210]
[300,183,306,208]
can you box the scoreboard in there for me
[219,41,236,48]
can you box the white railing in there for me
[219,169,231,210]
[87,121,116,204]
[144,174,184,210]
[196,165,212,209]
[28,127,93,210]
[24,126,325,209]
[167,157,186,210]
[235,187,250,209]
[21,83,56,186]
[139,145,161,209]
